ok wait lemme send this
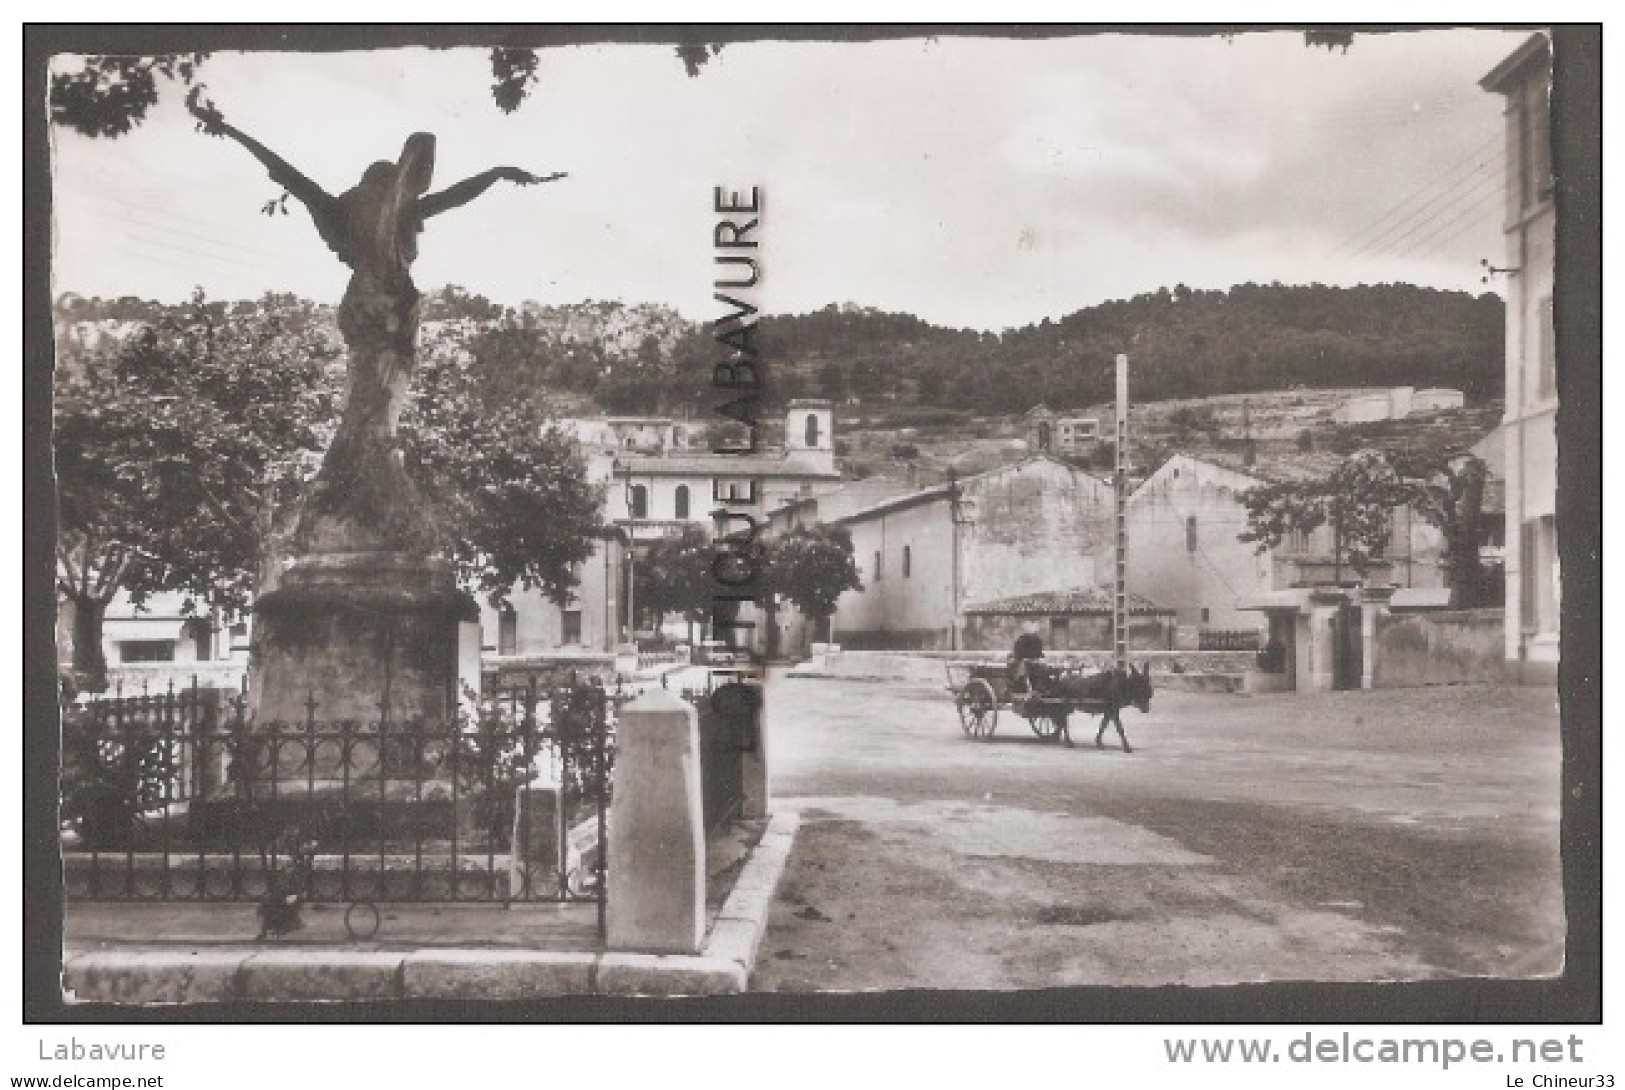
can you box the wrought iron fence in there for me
[60,677,615,931]
[1197,628,1263,652]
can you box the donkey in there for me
[1047,663,1153,752]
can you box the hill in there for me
[55,281,1504,436]
[746,283,1503,417]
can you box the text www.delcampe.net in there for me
[1165,1033,1587,1070]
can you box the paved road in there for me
[752,674,1564,992]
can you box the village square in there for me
[37,28,1583,1010]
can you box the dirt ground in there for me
[752,676,1566,993]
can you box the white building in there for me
[1482,34,1557,682]
[486,401,845,655]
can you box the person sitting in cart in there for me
[1009,625,1047,695]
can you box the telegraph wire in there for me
[1333,131,1501,256]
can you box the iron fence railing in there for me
[60,677,615,935]
[1197,628,1263,652]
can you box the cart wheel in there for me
[1028,712,1061,740]
[957,679,999,740]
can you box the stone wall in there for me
[792,648,1255,686]
[1373,609,1506,688]
[962,612,1174,652]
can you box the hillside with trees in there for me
[754,283,1503,416]
[56,281,1503,421]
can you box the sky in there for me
[48,28,1533,332]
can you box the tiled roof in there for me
[829,485,956,524]
[963,588,1172,616]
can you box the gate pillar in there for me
[607,688,704,954]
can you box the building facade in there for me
[828,456,1115,650]
[1125,454,1274,631]
[486,402,844,656]
[1482,34,1558,682]
[59,590,248,694]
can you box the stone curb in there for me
[61,811,800,1004]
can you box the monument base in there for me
[249,552,478,724]
[234,552,480,841]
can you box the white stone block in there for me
[606,688,705,954]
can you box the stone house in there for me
[1124,453,1274,632]
[826,455,1115,650]
[1024,403,1100,455]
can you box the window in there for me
[1521,516,1559,636]
[902,545,912,578]
[561,609,582,646]
[498,607,517,656]
[1037,421,1051,450]
[874,550,883,581]
[630,484,648,519]
[1200,607,1211,624]
[674,484,690,519]
[1049,617,1067,646]
[1538,295,1556,398]
[118,640,175,663]
[1519,79,1553,213]
[805,413,821,447]
[1186,515,1198,553]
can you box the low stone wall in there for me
[482,653,619,691]
[790,649,1254,688]
[963,613,1175,652]
[1373,609,1505,688]
[104,662,246,696]
[831,628,952,652]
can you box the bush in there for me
[59,711,178,850]
[1255,640,1287,674]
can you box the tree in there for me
[49,44,716,139]
[401,337,607,608]
[763,526,863,643]
[56,297,609,688]
[819,360,848,403]
[635,527,715,643]
[1240,448,1496,604]
[1239,449,1411,583]
[1394,452,1496,607]
[55,293,341,690]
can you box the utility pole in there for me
[1114,354,1129,672]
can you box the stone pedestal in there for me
[214,552,479,836]
[607,688,704,954]
[250,552,477,725]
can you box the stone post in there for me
[1358,584,1397,690]
[607,688,704,954]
